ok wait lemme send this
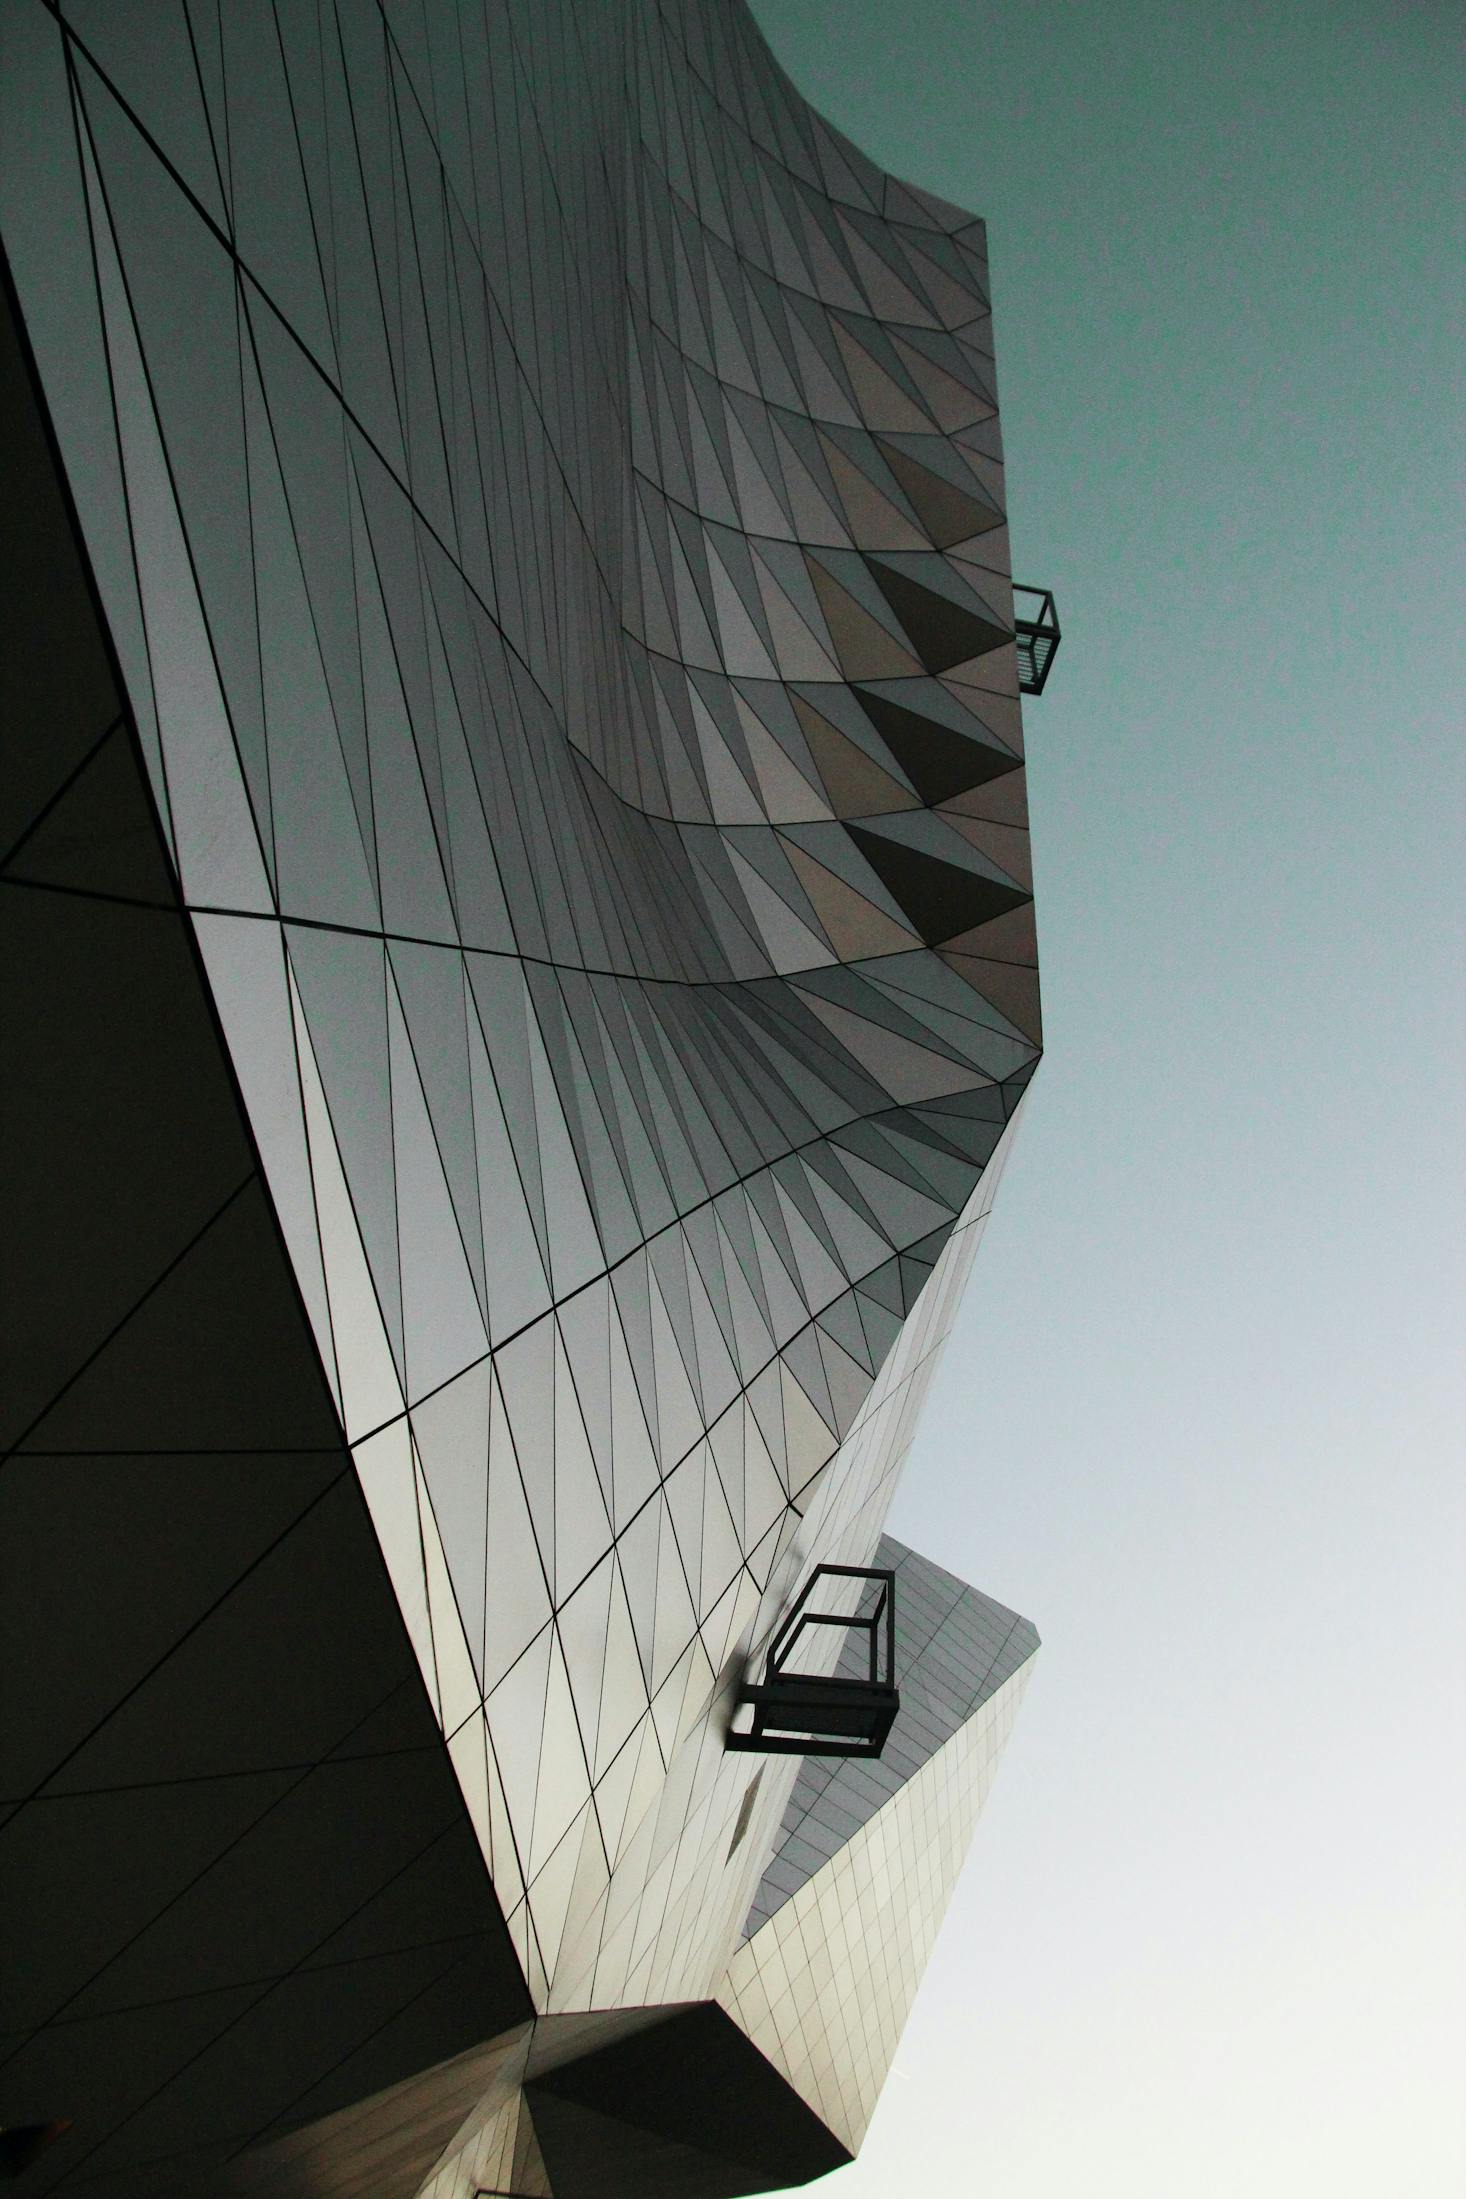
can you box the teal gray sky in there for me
[750,3,1464,2192]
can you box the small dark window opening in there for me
[726,1766,765,1860]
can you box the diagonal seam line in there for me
[218,1941,502,2171]
[0,712,126,874]
[0,871,182,916]
[34,1902,506,2186]
[30,1922,505,2037]
[3,1732,443,1804]
[1,1171,257,1465]
[5,1452,347,1808]
[9,1676,468,2048]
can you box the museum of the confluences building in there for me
[0,2,1059,2190]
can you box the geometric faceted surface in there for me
[1,0,1043,2190]
[745,1537,1040,1936]
[228,2008,850,2199]
[0,252,532,2199]
[722,1655,1036,2154]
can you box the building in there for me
[0,2,1045,2192]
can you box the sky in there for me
[747,4,1466,2193]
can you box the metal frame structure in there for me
[1013,583,1062,695]
[728,1565,900,1759]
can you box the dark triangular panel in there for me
[876,436,1004,546]
[528,2005,850,2197]
[848,822,1031,944]
[856,686,1021,804]
[863,556,1011,671]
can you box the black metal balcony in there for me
[727,1564,899,1760]
[1013,584,1061,695]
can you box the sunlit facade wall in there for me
[1,2,1040,2191]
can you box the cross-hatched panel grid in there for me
[0,0,1045,2169]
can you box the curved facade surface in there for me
[1,2,1040,2192]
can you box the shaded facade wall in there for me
[0,254,535,2199]
[2,0,1041,2187]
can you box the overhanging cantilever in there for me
[1013,582,1062,694]
[727,1563,899,1759]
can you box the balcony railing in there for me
[1013,584,1061,695]
[726,1564,899,1760]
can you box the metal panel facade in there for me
[1,3,1041,2189]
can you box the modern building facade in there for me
[1,3,1043,2192]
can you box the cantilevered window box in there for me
[727,1564,899,1760]
[1013,583,1062,695]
